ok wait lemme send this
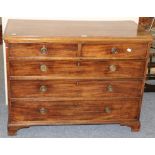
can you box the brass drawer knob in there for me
[126,48,132,53]
[40,46,48,54]
[109,64,116,72]
[40,85,47,92]
[39,107,47,115]
[104,106,111,113]
[107,85,113,92]
[40,64,47,72]
[111,47,118,54]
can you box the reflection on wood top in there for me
[4,19,153,43]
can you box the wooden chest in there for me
[4,19,152,135]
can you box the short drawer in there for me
[10,99,140,123]
[10,80,142,98]
[10,60,145,78]
[9,43,78,57]
[82,43,148,58]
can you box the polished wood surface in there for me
[10,80,142,98]
[4,19,152,135]
[4,20,152,43]
[10,60,146,78]
[10,98,139,124]
[9,43,78,57]
[82,43,148,58]
[9,42,148,59]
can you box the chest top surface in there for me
[4,19,152,43]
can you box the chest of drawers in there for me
[4,19,152,135]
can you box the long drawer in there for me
[82,43,148,59]
[10,80,143,98]
[10,60,145,78]
[9,43,78,57]
[10,99,140,123]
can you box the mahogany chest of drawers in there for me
[4,19,152,135]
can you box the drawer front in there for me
[82,43,148,58]
[11,80,142,98]
[10,99,139,123]
[9,43,78,57]
[10,60,145,78]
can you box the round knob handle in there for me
[107,85,113,92]
[40,85,47,92]
[111,47,118,54]
[39,107,47,115]
[109,64,116,72]
[40,64,47,72]
[40,46,47,55]
[104,106,111,114]
[126,48,132,53]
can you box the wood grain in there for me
[10,98,140,123]
[10,60,146,78]
[9,43,78,57]
[4,20,152,43]
[10,80,143,98]
[82,43,148,59]
[4,19,152,135]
